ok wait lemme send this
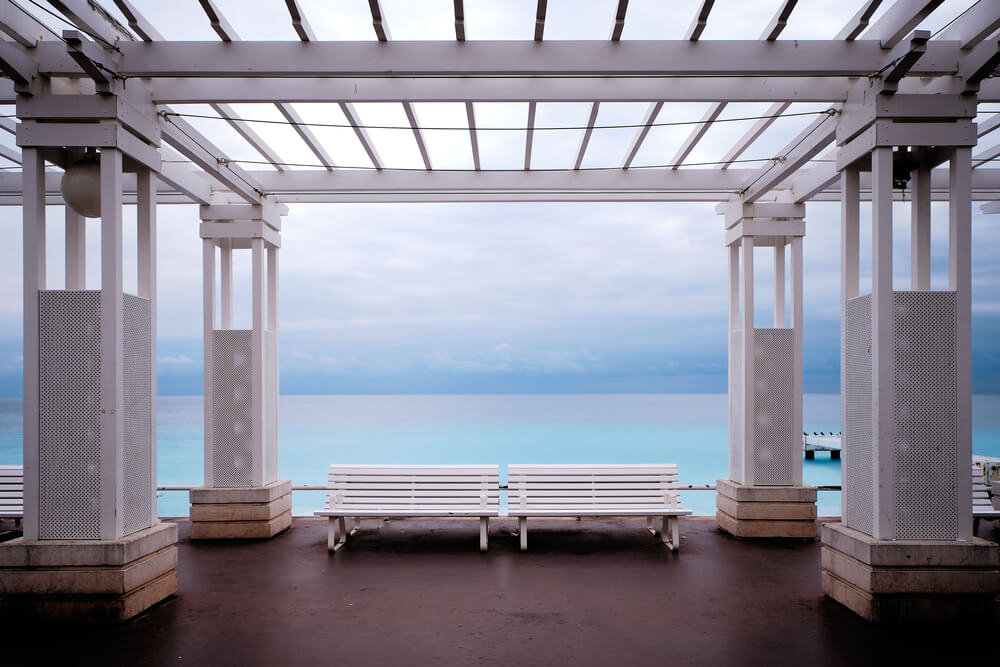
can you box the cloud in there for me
[159,354,194,365]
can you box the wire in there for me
[224,156,783,171]
[160,114,266,198]
[739,113,833,196]
[21,0,120,50]
[162,108,836,133]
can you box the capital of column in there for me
[718,197,805,248]
[199,202,286,249]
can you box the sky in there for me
[0,0,997,396]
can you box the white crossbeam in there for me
[671,102,725,169]
[454,0,465,41]
[402,102,432,171]
[622,101,661,169]
[973,142,1000,168]
[763,0,798,41]
[369,0,390,42]
[0,143,22,164]
[742,108,839,202]
[0,117,15,135]
[958,37,1000,92]
[979,113,1000,139]
[466,102,480,171]
[340,102,383,170]
[112,0,163,42]
[276,102,335,169]
[2,0,60,46]
[210,103,286,172]
[525,101,536,170]
[574,102,600,170]
[101,40,952,78]
[610,0,629,41]
[535,0,547,41]
[685,0,715,41]
[196,0,237,42]
[837,0,884,41]
[861,0,943,48]
[48,0,130,47]
[147,76,854,105]
[936,1,1000,50]
[284,0,316,42]
[0,40,35,86]
[720,102,790,169]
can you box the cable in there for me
[225,156,783,172]
[160,114,265,198]
[162,108,835,133]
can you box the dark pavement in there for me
[5,516,1000,666]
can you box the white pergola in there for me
[1,0,999,624]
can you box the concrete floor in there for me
[5,517,1000,666]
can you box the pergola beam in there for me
[466,102,481,171]
[525,101,536,170]
[622,101,662,169]
[284,0,316,42]
[0,143,22,165]
[112,0,163,42]
[685,0,715,41]
[763,0,798,41]
[48,0,131,47]
[340,102,383,170]
[836,0,883,41]
[2,0,60,46]
[860,0,943,48]
[276,102,335,169]
[368,0,390,42]
[402,102,432,171]
[197,0,237,42]
[209,103,286,171]
[534,0,547,41]
[741,108,839,202]
[671,102,726,169]
[454,0,465,41]
[574,102,600,170]
[936,0,1000,49]
[720,102,790,169]
[610,0,629,41]
[82,40,959,78]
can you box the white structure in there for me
[189,203,292,539]
[716,199,816,538]
[0,0,999,623]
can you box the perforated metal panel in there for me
[845,295,874,536]
[892,291,957,540]
[264,330,279,484]
[122,294,152,536]
[212,330,254,487]
[752,328,794,486]
[729,330,745,484]
[38,290,101,539]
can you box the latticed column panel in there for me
[845,291,959,540]
[38,290,152,540]
[751,328,795,486]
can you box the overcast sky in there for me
[0,0,997,395]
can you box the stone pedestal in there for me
[715,479,817,538]
[821,522,999,623]
[0,522,178,622]
[189,480,292,539]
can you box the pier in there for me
[803,434,842,460]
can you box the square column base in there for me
[0,522,178,623]
[715,479,817,539]
[189,480,292,540]
[821,522,1000,623]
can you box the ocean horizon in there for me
[2,392,999,518]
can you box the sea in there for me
[2,393,999,518]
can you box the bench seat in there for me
[508,464,692,552]
[316,464,500,552]
[973,465,1000,534]
[0,465,24,526]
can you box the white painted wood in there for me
[911,157,931,290]
[64,207,85,289]
[574,102,600,170]
[740,236,755,486]
[791,235,804,487]
[219,241,232,328]
[340,102,383,171]
[774,243,785,327]
[524,101,536,171]
[871,145,895,541]
[465,102,480,171]
[840,167,860,521]
[671,102,726,170]
[20,148,43,541]
[251,238,265,487]
[402,102,432,171]
[951,146,973,541]
[99,147,124,540]
[0,465,24,518]
[137,167,158,525]
[202,237,216,487]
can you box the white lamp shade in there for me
[61,161,102,218]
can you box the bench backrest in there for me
[0,465,24,518]
[508,464,682,511]
[326,464,499,513]
[973,464,994,514]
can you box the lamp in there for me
[61,150,102,218]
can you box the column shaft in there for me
[911,159,931,290]
[740,236,754,486]
[950,146,973,540]
[137,169,157,525]
[774,243,785,327]
[202,239,216,487]
[790,236,803,486]
[839,167,860,521]
[65,208,85,289]
[220,241,233,329]
[251,238,266,487]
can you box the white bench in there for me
[0,465,24,528]
[973,464,1000,535]
[507,464,692,552]
[315,465,500,552]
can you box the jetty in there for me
[803,433,841,460]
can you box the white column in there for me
[774,243,785,327]
[790,235,803,486]
[740,235,755,486]
[99,147,124,541]
[840,167,860,521]
[950,146,973,540]
[220,240,233,329]
[21,148,45,541]
[911,158,931,291]
[65,208,85,290]
[251,238,266,487]
[202,238,216,487]
[728,242,739,482]
[137,168,157,525]
[870,146,895,541]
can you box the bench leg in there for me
[661,516,679,552]
[519,516,528,551]
[480,517,489,552]
[351,517,361,535]
[646,516,659,536]
[974,517,980,536]
[328,517,348,551]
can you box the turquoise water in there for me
[2,393,999,518]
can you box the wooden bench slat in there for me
[330,475,499,484]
